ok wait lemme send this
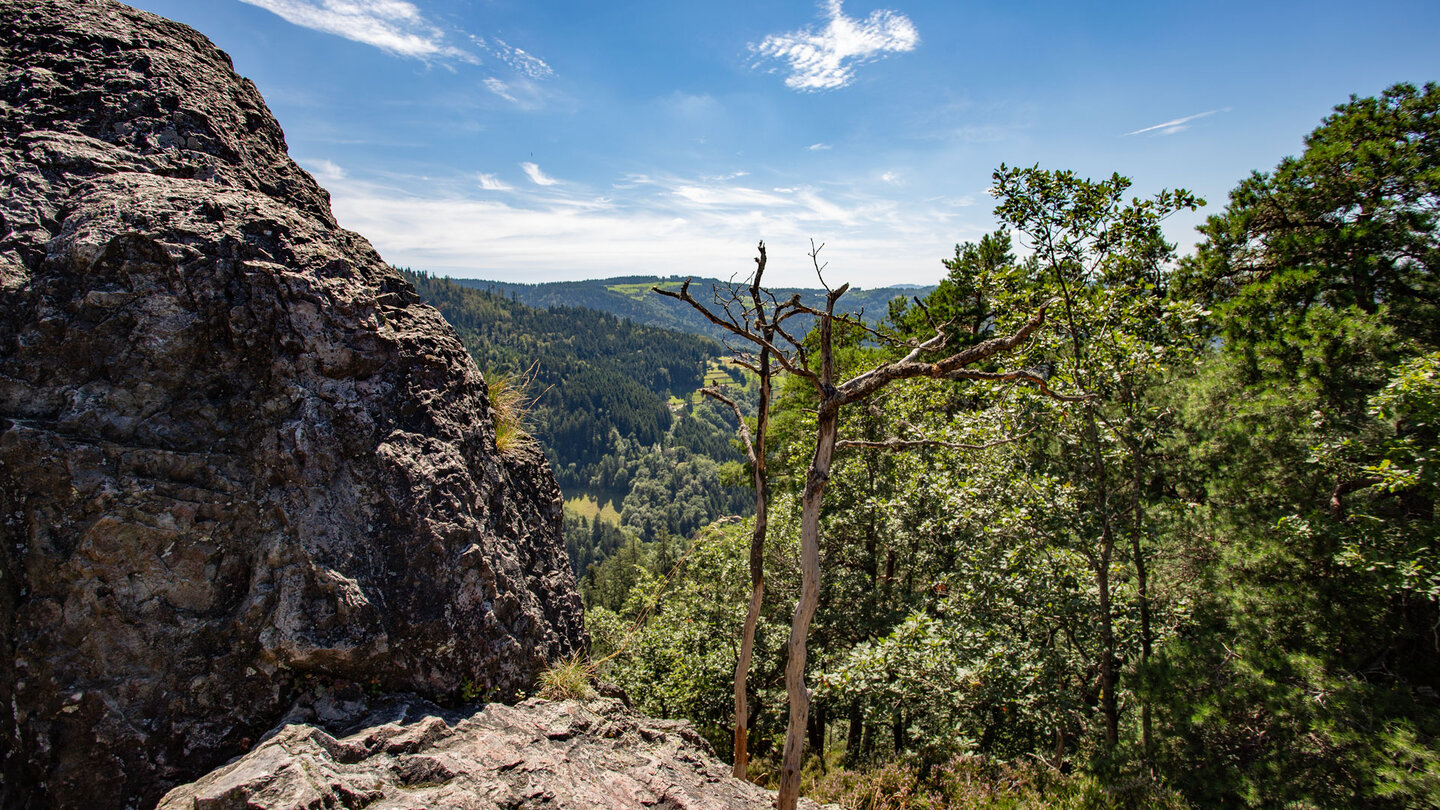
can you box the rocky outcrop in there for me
[158,696,824,810]
[0,1,585,807]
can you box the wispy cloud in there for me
[484,78,518,103]
[881,171,900,184]
[808,142,833,151]
[1126,107,1231,136]
[751,0,919,91]
[476,173,513,191]
[470,35,554,79]
[298,157,347,183]
[520,162,562,186]
[237,0,474,62]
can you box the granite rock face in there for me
[0,1,585,807]
[157,696,827,810]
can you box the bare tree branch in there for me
[836,298,1063,405]
[654,280,817,381]
[700,386,759,467]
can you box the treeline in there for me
[451,275,935,343]
[584,83,1440,808]
[401,271,722,486]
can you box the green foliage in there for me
[563,511,629,578]
[588,518,795,752]
[889,230,1019,347]
[805,755,1190,810]
[1151,82,1440,808]
[1179,82,1440,350]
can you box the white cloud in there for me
[313,167,979,287]
[1126,107,1231,136]
[476,173,513,191]
[808,142,833,151]
[237,0,475,62]
[299,157,346,183]
[520,162,561,186]
[880,170,900,184]
[751,0,919,91]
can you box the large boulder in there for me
[156,695,827,810]
[0,1,585,807]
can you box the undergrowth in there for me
[741,752,1191,810]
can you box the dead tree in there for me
[692,243,778,778]
[658,243,1073,810]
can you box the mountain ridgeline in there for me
[450,275,936,343]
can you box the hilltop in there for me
[449,275,936,342]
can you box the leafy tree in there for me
[990,164,1202,752]
[1157,82,1440,806]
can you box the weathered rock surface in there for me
[159,696,825,810]
[0,1,584,807]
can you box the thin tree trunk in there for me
[1086,404,1119,751]
[1129,438,1153,755]
[733,569,763,778]
[776,401,838,810]
[731,344,771,778]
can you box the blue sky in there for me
[127,0,1440,287]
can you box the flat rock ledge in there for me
[158,696,828,810]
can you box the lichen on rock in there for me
[0,1,584,807]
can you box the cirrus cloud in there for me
[237,0,475,62]
[520,162,562,186]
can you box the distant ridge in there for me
[447,275,938,342]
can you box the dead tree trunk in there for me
[678,243,778,779]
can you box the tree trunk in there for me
[808,701,827,767]
[1096,537,1118,750]
[845,700,863,766]
[1129,441,1153,756]
[732,402,769,778]
[776,401,838,810]
[1084,405,1120,752]
[732,571,763,778]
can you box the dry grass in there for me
[537,655,597,701]
[486,365,538,456]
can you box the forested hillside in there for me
[403,271,719,477]
[580,83,1440,809]
[403,272,756,573]
[451,275,935,342]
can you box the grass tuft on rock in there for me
[537,655,597,701]
[486,366,537,456]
